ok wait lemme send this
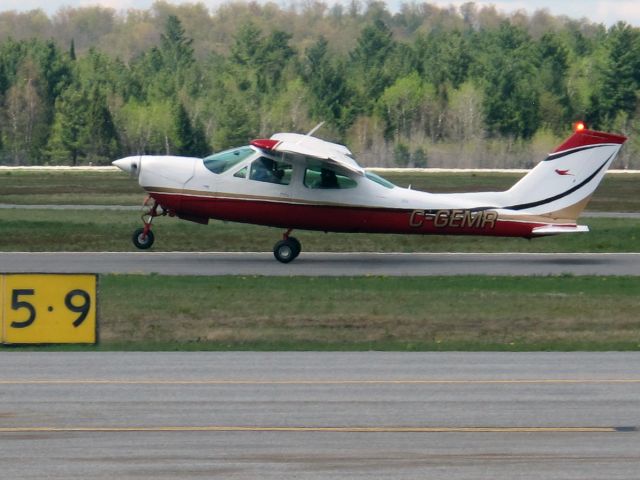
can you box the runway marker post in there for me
[0,274,97,344]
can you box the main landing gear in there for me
[273,229,301,263]
[132,197,165,250]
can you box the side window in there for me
[304,167,357,189]
[234,167,247,179]
[249,157,292,185]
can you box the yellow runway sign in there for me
[1,274,97,344]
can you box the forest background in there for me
[1,1,639,168]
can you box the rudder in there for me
[503,127,627,222]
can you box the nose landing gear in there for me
[273,229,301,263]
[132,197,165,250]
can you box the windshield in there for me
[203,147,254,174]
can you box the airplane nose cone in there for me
[113,156,141,177]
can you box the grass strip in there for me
[4,275,638,351]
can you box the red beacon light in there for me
[250,138,279,150]
[574,121,586,132]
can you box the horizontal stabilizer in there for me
[531,225,589,236]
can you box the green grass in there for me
[5,275,639,351]
[1,170,638,211]
[0,170,140,205]
[0,208,638,252]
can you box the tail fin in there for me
[504,127,627,223]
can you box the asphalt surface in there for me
[0,352,639,479]
[1,251,639,276]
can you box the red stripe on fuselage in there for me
[149,191,550,238]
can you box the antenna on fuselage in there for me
[306,121,325,137]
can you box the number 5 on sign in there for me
[2,274,97,344]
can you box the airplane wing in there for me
[251,134,365,176]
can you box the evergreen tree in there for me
[139,15,200,100]
[84,87,120,163]
[416,29,471,89]
[302,37,354,133]
[231,22,262,66]
[69,39,76,61]
[588,23,640,128]
[229,22,263,94]
[255,30,295,92]
[537,32,573,130]
[173,102,208,156]
[0,57,7,97]
[160,15,195,71]
[350,18,397,109]
[213,96,256,150]
[480,23,541,139]
[46,87,88,165]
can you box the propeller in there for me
[112,156,141,178]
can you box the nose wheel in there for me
[132,197,163,250]
[273,231,301,263]
[132,227,155,249]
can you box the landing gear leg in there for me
[273,229,302,263]
[132,197,163,250]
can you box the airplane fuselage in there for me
[130,149,596,237]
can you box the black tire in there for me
[132,227,155,250]
[273,239,298,263]
[288,236,302,259]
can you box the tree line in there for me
[1,1,639,168]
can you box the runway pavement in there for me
[1,251,639,276]
[0,352,639,479]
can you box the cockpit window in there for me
[203,147,254,174]
[304,167,357,189]
[249,157,292,185]
[365,171,395,189]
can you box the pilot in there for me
[317,168,339,189]
[251,158,279,183]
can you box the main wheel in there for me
[288,236,301,258]
[273,238,300,263]
[132,227,155,249]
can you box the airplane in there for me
[113,122,627,263]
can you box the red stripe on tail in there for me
[553,129,627,153]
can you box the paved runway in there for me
[1,251,639,276]
[0,352,639,479]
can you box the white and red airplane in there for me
[113,123,626,263]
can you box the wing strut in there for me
[306,122,325,137]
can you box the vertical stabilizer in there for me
[504,128,627,222]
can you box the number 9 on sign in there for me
[2,274,97,344]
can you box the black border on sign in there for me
[0,273,99,346]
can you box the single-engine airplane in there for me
[113,123,627,263]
